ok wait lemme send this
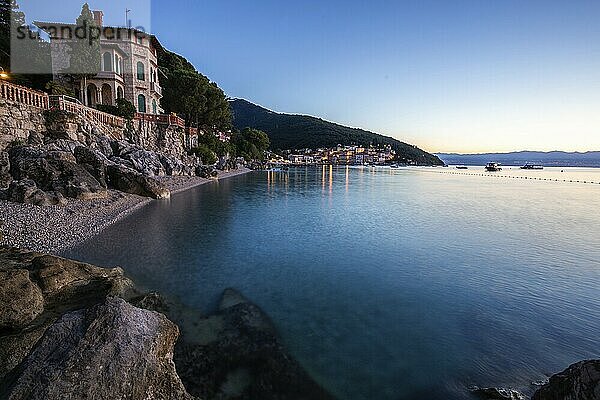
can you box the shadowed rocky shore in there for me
[0,247,335,400]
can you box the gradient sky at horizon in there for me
[20,0,600,153]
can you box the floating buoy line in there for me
[417,169,600,185]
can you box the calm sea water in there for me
[64,166,600,400]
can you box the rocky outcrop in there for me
[5,179,65,206]
[2,298,194,400]
[7,145,107,201]
[532,360,600,400]
[175,288,335,400]
[0,247,135,379]
[106,164,171,199]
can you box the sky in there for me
[20,0,600,153]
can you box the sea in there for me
[64,165,600,400]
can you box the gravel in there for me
[0,169,251,254]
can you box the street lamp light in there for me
[0,67,9,79]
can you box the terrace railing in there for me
[0,80,49,109]
[49,95,125,129]
[134,112,186,128]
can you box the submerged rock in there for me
[1,297,195,400]
[175,288,335,400]
[532,360,600,400]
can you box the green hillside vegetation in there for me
[230,99,442,165]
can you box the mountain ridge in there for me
[230,99,443,165]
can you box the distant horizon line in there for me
[435,150,600,155]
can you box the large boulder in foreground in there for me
[532,360,600,400]
[0,269,44,331]
[175,288,335,400]
[0,247,136,379]
[2,297,194,400]
[106,164,170,199]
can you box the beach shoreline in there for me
[0,168,252,254]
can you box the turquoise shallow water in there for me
[64,166,600,400]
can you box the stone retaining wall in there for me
[0,99,47,150]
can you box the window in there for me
[117,86,124,99]
[103,52,112,72]
[114,54,120,74]
[137,34,143,45]
[137,62,145,81]
[137,94,146,113]
[152,99,157,114]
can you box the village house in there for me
[35,10,163,115]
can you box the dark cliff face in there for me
[230,99,444,165]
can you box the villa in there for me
[35,10,163,115]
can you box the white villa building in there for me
[36,10,163,115]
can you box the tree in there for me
[231,128,270,161]
[0,0,51,90]
[190,144,217,165]
[157,47,232,132]
[67,3,100,105]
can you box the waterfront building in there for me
[36,10,163,114]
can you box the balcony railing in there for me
[150,82,162,96]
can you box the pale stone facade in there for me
[36,10,163,115]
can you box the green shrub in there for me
[189,145,218,165]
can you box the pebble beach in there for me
[0,168,251,254]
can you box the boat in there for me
[390,164,400,169]
[485,162,502,172]
[520,163,544,170]
[456,166,468,170]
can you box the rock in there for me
[74,146,110,187]
[532,360,600,400]
[0,151,11,188]
[160,154,185,176]
[175,288,335,400]
[7,180,64,206]
[8,146,50,183]
[91,134,113,157]
[8,145,107,201]
[26,131,43,146]
[45,158,107,200]
[470,387,525,400]
[0,248,137,380]
[106,164,171,199]
[1,297,195,400]
[29,253,135,305]
[125,148,166,176]
[0,269,44,331]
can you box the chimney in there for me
[92,10,104,27]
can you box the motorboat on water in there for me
[520,163,544,170]
[485,162,502,172]
[456,166,468,170]
[390,164,400,169]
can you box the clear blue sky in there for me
[22,0,600,153]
